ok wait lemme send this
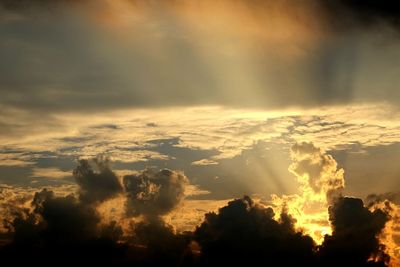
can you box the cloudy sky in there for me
[1,1,400,266]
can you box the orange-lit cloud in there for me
[368,196,400,267]
[271,142,344,244]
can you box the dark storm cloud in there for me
[194,196,391,267]
[320,197,389,266]
[123,168,188,217]
[0,187,393,266]
[29,189,100,241]
[0,165,195,266]
[73,157,123,204]
[130,217,193,267]
[1,188,126,265]
[194,196,317,266]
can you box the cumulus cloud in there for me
[290,142,345,203]
[123,168,188,217]
[130,217,192,267]
[320,197,389,266]
[0,163,196,266]
[1,192,392,266]
[1,188,125,265]
[0,186,395,266]
[193,195,393,267]
[73,157,123,205]
[366,192,400,266]
[0,161,194,266]
[194,196,316,266]
[272,142,345,243]
[0,147,398,266]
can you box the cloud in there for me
[31,167,71,179]
[272,142,345,243]
[123,168,188,217]
[191,159,218,166]
[194,196,316,266]
[193,195,392,266]
[322,0,400,30]
[1,188,126,265]
[30,189,100,241]
[73,157,123,205]
[0,155,397,266]
[0,164,196,265]
[367,192,400,205]
[163,198,229,233]
[2,104,400,211]
[290,142,345,203]
[1,1,400,115]
[366,193,400,266]
[320,197,389,266]
[3,0,400,31]
[130,217,192,266]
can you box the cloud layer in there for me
[1,144,399,266]
[1,1,400,113]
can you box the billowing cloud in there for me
[270,143,398,266]
[130,217,191,267]
[193,195,392,266]
[320,197,389,266]
[367,193,400,266]
[0,163,196,265]
[73,157,123,205]
[1,188,125,265]
[124,168,188,217]
[272,142,345,243]
[0,156,398,266]
[194,196,316,266]
[289,142,345,203]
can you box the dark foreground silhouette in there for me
[0,195,389,267]
[0,160,391,267]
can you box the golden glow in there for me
[369,201,400,266]
[271,143,344,244]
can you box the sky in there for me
[1,1,400,266]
